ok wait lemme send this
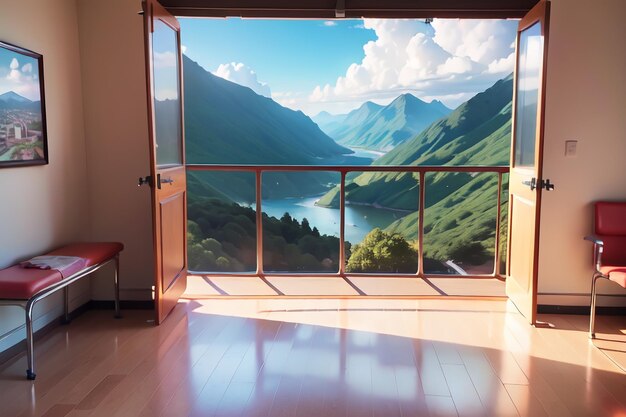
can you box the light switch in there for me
[565,140,577,157]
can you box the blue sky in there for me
[181,19,376,96]
[180,18,517,116]
[0,46,40,101]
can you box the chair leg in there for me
[25,301,36,380]
[114,255,121,319]
[589,273,601,339]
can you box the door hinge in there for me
[540,179,555,191]
[138,175,153,187]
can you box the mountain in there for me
[321,94,451,152]
[183,55,350,165]
[0,91,32,103]
[316,74,514,267]
[318,101,382,146]
[0,91,39,110]
[182,55,365,200]
[311,111,346,133]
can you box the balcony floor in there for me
[186,274,506,297]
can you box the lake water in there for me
[348,147,385,161]
[260,146,403,243]
[262,196,410,244]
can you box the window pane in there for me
[345,171,419,274]
[514,22,543,167]
[423,172,499,275]
[153,19,182,166]
[262,171,340,273]
[187,171,256,272]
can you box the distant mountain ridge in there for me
[0,91,32,103]
[0,91,39,110]
[315,94,451,152]
[182,55,365,200]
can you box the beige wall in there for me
[0,0,90,351]
[538,0,626,306]
[77,0,154,301]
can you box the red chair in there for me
[584,201,626,339]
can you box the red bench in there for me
[0,242,123,380]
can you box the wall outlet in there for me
[565,140,577,157]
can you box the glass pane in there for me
[187,171,256,272]
[262,171,340,273]
[423,172,499,275]
[345,171,419,274]
[514,21,543,167]
[153,19,182,166]
[498,173,509,275]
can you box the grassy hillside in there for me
[316,75,513,267]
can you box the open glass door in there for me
[143,0,187,324]
[506,1,550,325]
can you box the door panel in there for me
[143,0,187,324]
[506,1,550,325]
[160,192,185,290]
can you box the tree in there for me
[346,228,418,273]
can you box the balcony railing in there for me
[186,164,509,279]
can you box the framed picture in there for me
[0,41,48,168]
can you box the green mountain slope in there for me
[316,75,513,266]
[183,55,367,200]
[184,55,350,165]
[321,94,451,152]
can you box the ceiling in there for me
[159,0,541,19]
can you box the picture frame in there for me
[0,41,48,168]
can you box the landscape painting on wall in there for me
[0,41,47,168]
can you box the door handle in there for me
[522,178,555,191]
[156,174,174,189]
[522,178,537,191]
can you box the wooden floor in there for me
[0,298,625,417]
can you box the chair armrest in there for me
[584,235,604,245]
[584,235,604,270]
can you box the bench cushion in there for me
[0,267,63,300]
[0,242,123,300]
[47,242,123,267]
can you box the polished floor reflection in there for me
[0,298,624,417]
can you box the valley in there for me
[183,54,512,274]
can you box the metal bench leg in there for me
[62,286,71,324]
[114,254,121,319]
[589,273,601,339]
[25,301,36,380]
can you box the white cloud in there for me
[155,88,178,101]
[181,45,188,54]
[323,21,338,27]
[307,18,517,110]
[214,62,271,98]
[154,51,176,68]
[0,57,40,101]
[487,52,515,74]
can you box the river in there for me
[261,195,409,243]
